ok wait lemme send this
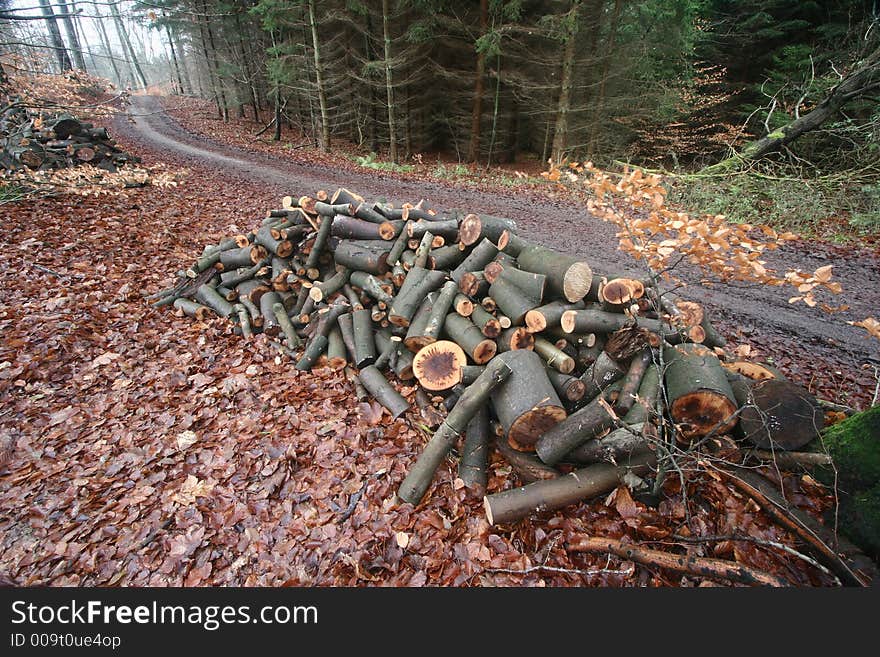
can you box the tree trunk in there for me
[307,0,330,150]
[109,3,148,89]
[381,0,397,162]
[164,21,185,95]
[586,0,622,157]
[467,0,489,163]
[664,343,737,440]
[550,0,580,164]
[54,0,86,70]
[38,0,72,72]
[706,46,880,170]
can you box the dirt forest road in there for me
[117,96,879,371]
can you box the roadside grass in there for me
[666,172,880,243]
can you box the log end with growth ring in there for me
[671,391,738,438]
[562,262,594,302]
[458,214,482,246]
[472,339,498,364]
[508,405,569,452]
[413,340,466,391]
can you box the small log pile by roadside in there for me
[0,108,139,172]
[154,187,829,529]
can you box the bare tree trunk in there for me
[109,3,148,89]
[93,10,121,86]
[587,0,622,158]
[467,0,489,163]
[381,0,397,162]
[202,11,228,121]
[38,0,72,72]
[55,0,86,70]
[163,15,185,95]
[307,0,330,150]
[551,0,581,164]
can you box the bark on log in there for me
[484,451,656,525]
[496,326,535,353]
[498,229,529,256]
[305,214,333,270]
[489,275,540,325]
[309,267,350,302]
[497,266,546,302]
[296,334,328,370]
[259,291,283,336]
[398,358,513,505]
[459,213,517,247]
[195,284,235,318]
[663,343,738,439]
[359,364,410,419]
[326,326,348,369]
[580,351,627,403]
[388,267,447,327]
[173,298,210,320]
[349,270,393,305]
[490,350,567,452]
[535,386,620,465]
[615,348,653,415]
[450,238,499,283]
[444,313,497,364]
[547,368,587,404]
[459,271,490,298]
[408,218,459,241]
[517,245,593,302]
[353,308,377,368]
[525,300,585,333]
[274,302,303,348]
[333,239,391,275]
[428,244,466,271]
[494,439,561,484]
[471,304,502,338]
[404,292,438,352]
[458,406,490,496]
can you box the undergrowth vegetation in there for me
[665,171,880,243]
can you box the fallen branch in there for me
[566,535,791,587]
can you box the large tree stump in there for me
[490,350,568,452]
[731,377,821,450]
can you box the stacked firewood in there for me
[155,188,822,524]
[0,108,139,172]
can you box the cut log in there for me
[497,229,529,256]
[412,340,466,391]
[494,439,561,484]
[296,334,328,370]
[459,271,490,298]
[388,268,447,327]
[562,308,662,335]
[398,357,513,505]
[580,351,627,403]
[525,300,585,333]
[484,451,656,525]
[497,266,546,302]
[428,244,466,271]
[353,308,377,368]
[173,298,210,320]
[255,225,293,257]
[408,218,459,241]
[533,337,576,374]
[259,291,283,336]
[535,386,620,465]
[459,213,517,247]
[333,239,391,275]
[326,326,348,369]
[305,214,333,270]
[663,343,738,439]
[723,361,784,382]
[349,270,393,305]
[453,293,474,317]
[309,267,350,302]
[470,305,502,338]
[359,364,409,419]
[315,201,355,217]
[331,187,365,205]
[496,326,535,352]
[517,245,593,302]
[413,232,434,269]
[375,329,415,380]
[220,246,257,270]
[194,284,234,318]
[273,302,303,348]
[615,348,653,416]
[547,369,587,404]
[458,406,490,496]
[443,313,497,364]
[490,350,567,452]
[460,365,485,385]
[732,378,821,450]
[420,280,460,345]
[450,238,499,283]
[404,291,438,352]
[488,275,540,325]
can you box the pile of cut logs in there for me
[0,108,139,172]
[155,188,822,524]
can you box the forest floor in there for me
[0,94,876,587]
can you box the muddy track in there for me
[116,95,879,366]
